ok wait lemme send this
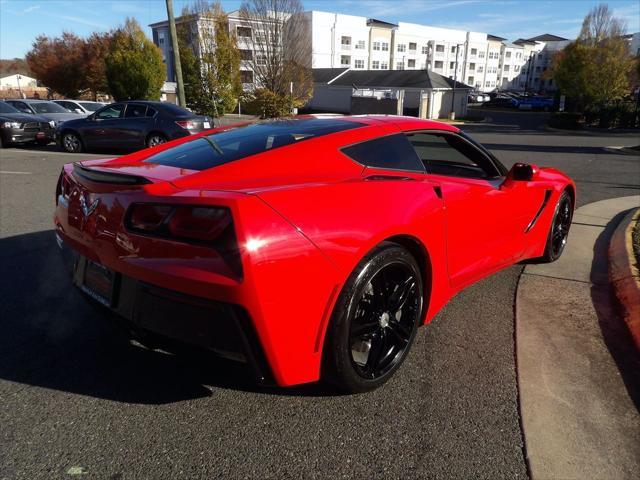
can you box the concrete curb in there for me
[609,207,640,350]
[516,195,640,480]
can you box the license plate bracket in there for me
[81,259,115,307]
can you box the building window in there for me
[240,70,254,83]
[486,81,490,87]
[502,77,508,84]
[469,62,475,70]
[256,54,267,66]
[470,48,477,56]
[409,42,417,51]
[381,42,389,51]
[373,41,381,51]
[354,59,364,68]
[381,61,389,69]
[505,51,511,58]
[341,36,351,49]
[422,45,428,54]
[239,49,253,61]
[477,65,483,73]
[436,44,445,53]
[237,26,252,38]
[397,44,406,52]
[516,52,522,59]
[372,60,380,69]
[396,61,404,70]
[356,40,365,49]
[475,82,481,88]
[408,59,415,68]
[255,30,267,43]
[514,65,520,72]
[478,51,485,58]
[450,45,456,53]
[468,76,474,85]
[434,60,443,69]
[449,61,455,69]
[340,55,351,66]
[503,65,510,72]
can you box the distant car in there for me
[482,97,517,108]
[56,101,213,153]
[517,96,554,111]
[0,101,55,147]
[53,99,107,115]
[4,99,86,127]
[468,92,490,103]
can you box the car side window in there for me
[341,134,425,172]
[58,101,74,111]
[406,132,499,179]
[96,104,125,120]
[124,104,148,118]
[145,107,157,117]
[12,101,31,113]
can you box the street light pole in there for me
[166,0,186,107]
[450,43,460,120]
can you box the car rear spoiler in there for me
[73,163,152,185]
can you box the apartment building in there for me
[149,9,264,89]
[150,8,593,94]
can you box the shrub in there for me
[242,88,292,118]
[548,112,584,129]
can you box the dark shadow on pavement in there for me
[590,210,640,410]
[0,230,337,404]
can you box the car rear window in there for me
[144,118,364,171]
[341,134,425,172]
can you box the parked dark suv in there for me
[56,101,213,153]
[0,101,55,147]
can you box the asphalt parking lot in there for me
[1,111,638,479]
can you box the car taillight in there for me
[126,203,231,244]
[56,170,72,206]
[176,120,197,130]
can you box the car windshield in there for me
[31,102,70,113]
[144,118,364,171]
[0,102,20,113]
[79,102,102,111]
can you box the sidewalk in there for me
[516,195,640,480]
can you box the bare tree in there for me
[239,0,312,108]
[578,3,626,46]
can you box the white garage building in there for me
[307,68,471,119]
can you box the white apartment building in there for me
[152,9,625,94]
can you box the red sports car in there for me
[54,116,575,392]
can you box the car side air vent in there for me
[73,163,152,185]
[364,175,415,182]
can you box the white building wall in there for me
[0,74,38,89]
[306,11,370,69]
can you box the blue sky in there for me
[1,0,639,59]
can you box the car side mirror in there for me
[75,108,83,114]
[502,163,538,188]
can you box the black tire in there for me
[539,190,573,263]
[61,131,83,153]
[323,242,423,393]
[146,132,166,148]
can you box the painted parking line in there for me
[1,149,115,158]
[0,171,32,174]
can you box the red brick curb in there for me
[609,207,640,350]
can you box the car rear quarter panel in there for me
[256,175,451,327]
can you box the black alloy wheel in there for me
[541,190,573,262]
[146,133,166,148]
[324,243,423,393]
[62,132,82,153]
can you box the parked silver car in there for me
[53,99,107,114]
[4,99,87,127]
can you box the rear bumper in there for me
[58,233,273,383]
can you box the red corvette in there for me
[54,116,575,392]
